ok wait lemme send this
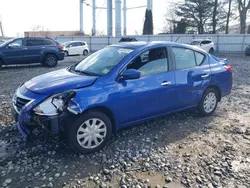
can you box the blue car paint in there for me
[24,69,98,95]
[0,37,64,65]
[12,41,232,137]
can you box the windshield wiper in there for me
[73,69,101,76]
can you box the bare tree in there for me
[212,0,218,33]
[162,4,178,33]
[237,0,250,33]
[225,0,232,34]
[95,30,105,36]
[134,30,141,35]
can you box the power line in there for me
[96,0,107,20]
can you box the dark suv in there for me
[0,37,64,69]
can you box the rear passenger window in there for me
[43,39,55,46]
[27,39,43,46]
[195,52,205,65]
[173,47,196,69]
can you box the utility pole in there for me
[92,0,96,36]
[115,0,122,36]
[123,0,127,36]
[147,0,152,10]
[79,0,84,34]
[107,0,113,36]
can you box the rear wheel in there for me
[209,48,214,54]
[44,54,58,67]
[198,88,218,116]
[64,51,68,57]
[83,50,88,56]
[0,59,3,70]
[67,111,112,154]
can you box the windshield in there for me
[62,41,71,46]
[190,41,200,45]
[0,38,14,47]
[73,46,134,76]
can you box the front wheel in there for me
[44,54,58,67]
[67,111,112,154]
[83,50,88,56]
[198,88,218,116]
[64,51,68,57]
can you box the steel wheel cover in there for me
[203,92,217,113]
[76,118,107,149]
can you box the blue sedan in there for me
[12,41,232,153]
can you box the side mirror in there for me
[200,43,204,46]
[8,44,14,48]
[120,69,140,80]
[8,43,19,48]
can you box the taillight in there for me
[58,45,63,50]
[224,65,232,72]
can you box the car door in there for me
[68,42,78,55]
[201,41,211,52]
[171,46,211,109]
[1,38,26,64]
[24,39,43,63]
[114,47,178,125]
[75,42,84,55]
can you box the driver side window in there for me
[126,47,168,77]
[9,39,23,47]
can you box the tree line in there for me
[143,0,250,34]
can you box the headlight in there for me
[33,91,76,116]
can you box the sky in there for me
[0,0,169,37]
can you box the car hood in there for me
[25,69,98,95]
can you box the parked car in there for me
[62,41,89,56]
[119,37,137,42]
[12,41,232,153]
[245,45,250,56]
[0,39,6,44]
[190,39,215,53]
[0,37,64,69]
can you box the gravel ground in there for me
[0,54,250,188]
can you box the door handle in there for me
[22,48,27,50]
[201,74,209,78]
[161,81,171,86]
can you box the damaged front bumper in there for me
[12,87,82,139]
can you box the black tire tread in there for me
[44,54,58,67]
[0,59,3,70]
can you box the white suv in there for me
[62,41,89,56]
[190,39,215,53]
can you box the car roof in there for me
[63,41,86,43]
[13,37,54,40]
[110,41,207,53]
[191,39,212,41]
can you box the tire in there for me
[64,51,68,57]
[83,50,88,56]
[44,54,58,67]
[198,88,218,116]
[67,111,112,154]
[209,48,214,54]
[0,59,3,70]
